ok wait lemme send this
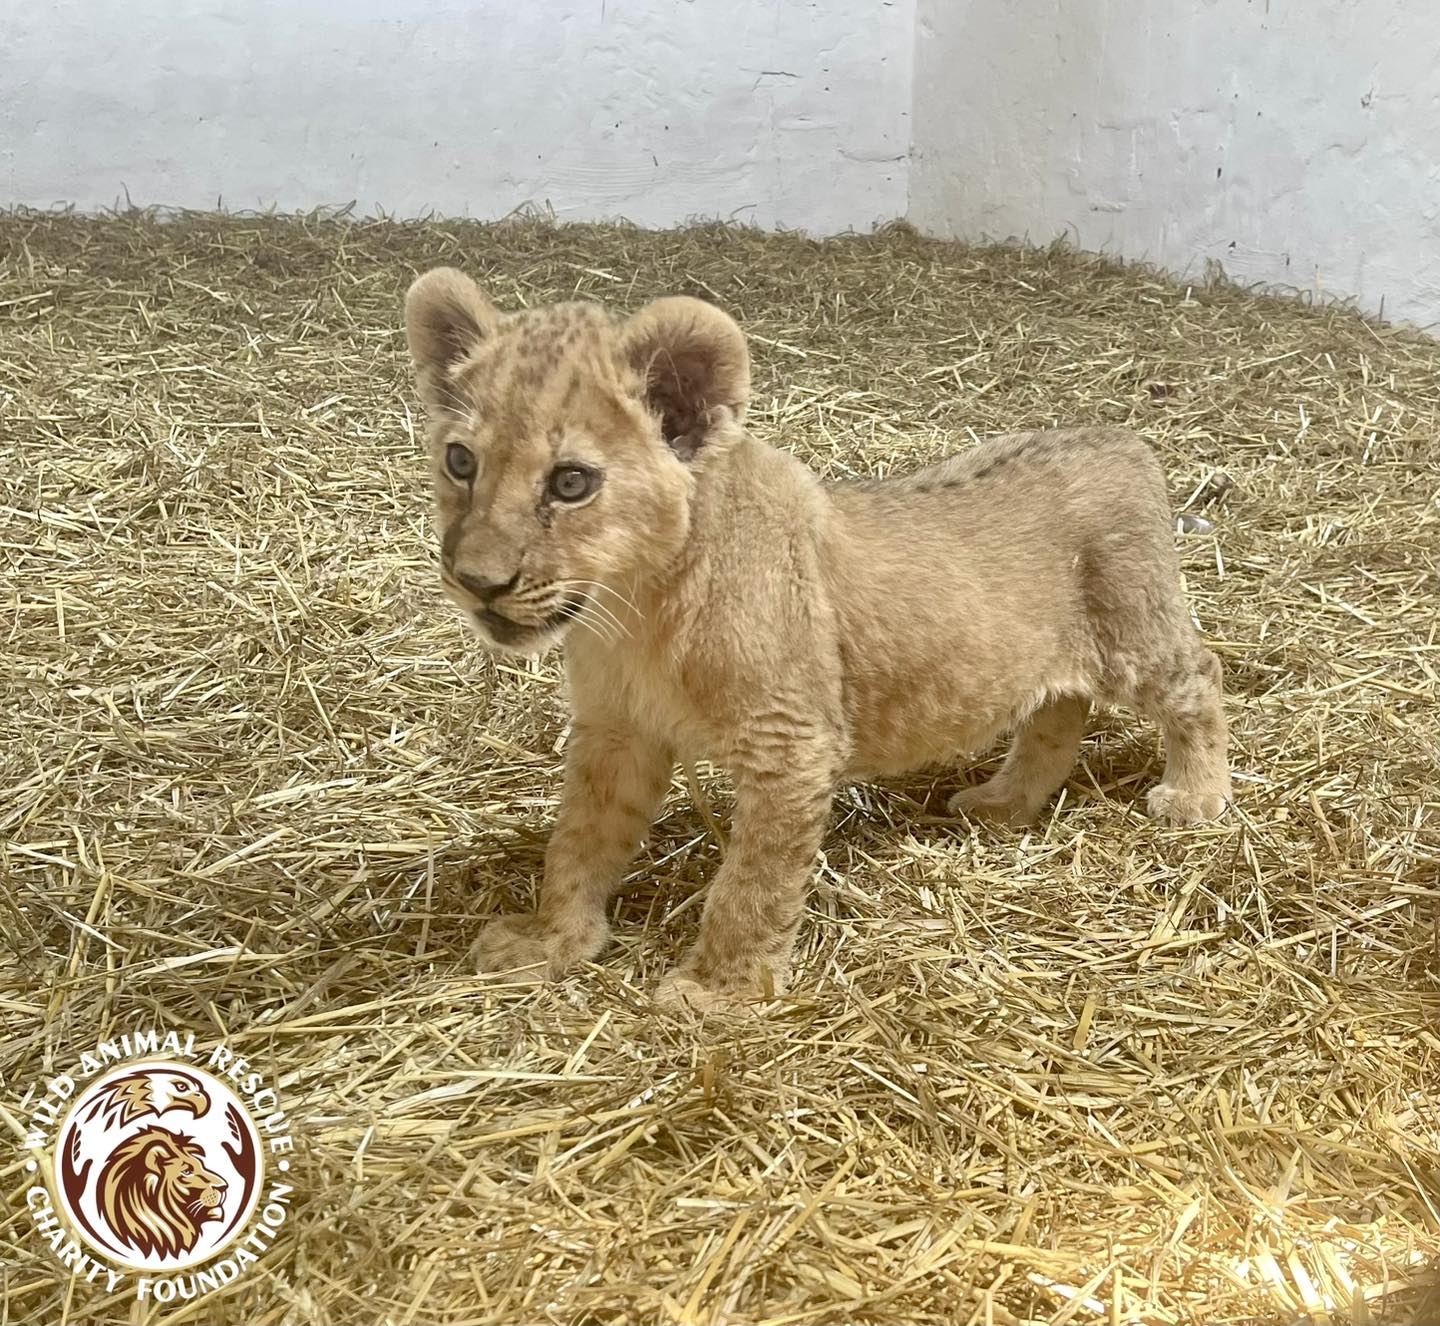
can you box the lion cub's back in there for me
[912,425,1167,509]
[832,425,1173,562]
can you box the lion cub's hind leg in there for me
[1132,644,1232,824]
[949,694,1090,828]
[1076,498,1232,826]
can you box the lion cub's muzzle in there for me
[475,597,585,648]
[441,568,586,653]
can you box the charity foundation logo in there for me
[21,1028,296,1306]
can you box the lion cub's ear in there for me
[622,297,750,459]
[404,267,499,410]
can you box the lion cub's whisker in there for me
[553,583,633,640]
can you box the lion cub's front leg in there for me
[471,723,673,979]
[657,745,837,1014]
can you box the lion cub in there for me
[404,269,1231,1010]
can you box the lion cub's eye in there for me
[548,465,601,503]
[445,443,477,482]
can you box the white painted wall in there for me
[5,2,1439,327]
[0,0,913,234]
[910,0,1440,330]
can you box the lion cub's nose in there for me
[454,569,520,604]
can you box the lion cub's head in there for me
[97,1126,228,1260]
[404,268,750,655]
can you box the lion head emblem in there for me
[96,1126,228,1259]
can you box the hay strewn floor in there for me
[2,212,1438,1325]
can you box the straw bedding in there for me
[1,211,1437,1325]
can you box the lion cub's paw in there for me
[469,914,551,980]
[654,966,785,1017]
[1145,784,1229,825]
[948,785,1040,828]
[469,913,606,980]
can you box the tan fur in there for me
[404,268,1232,1011]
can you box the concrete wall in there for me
[0,0,913,234]
[5,1,1439,326]
[910,0,1440,329]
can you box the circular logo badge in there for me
[54,1061,264,1273]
